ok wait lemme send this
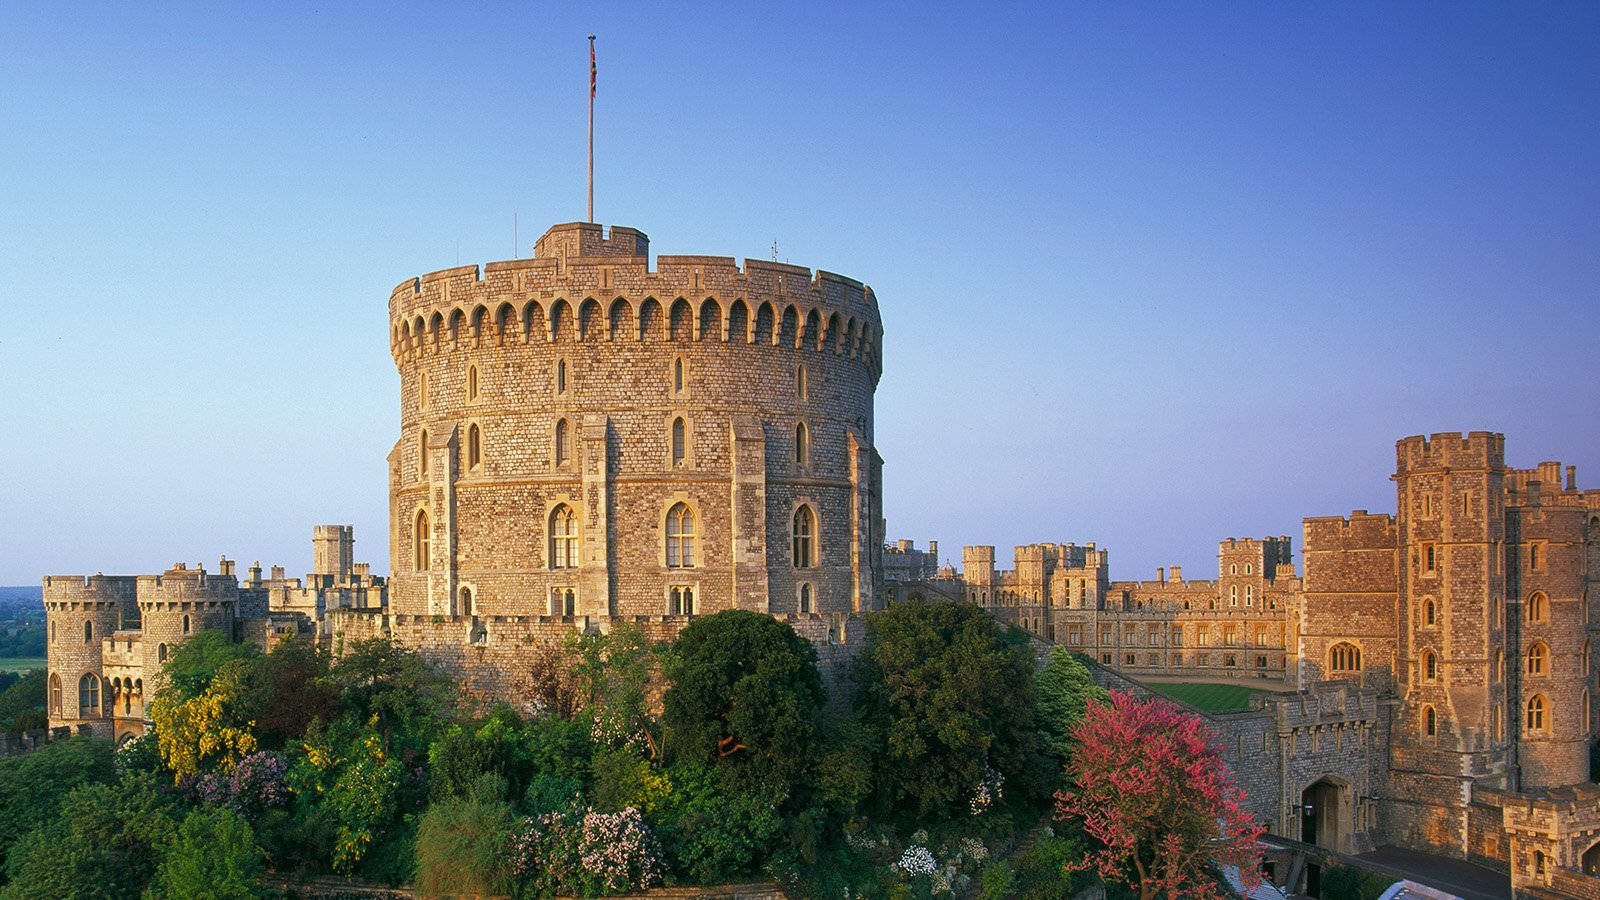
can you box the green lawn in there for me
[1144,681,1267,711]
[0,658,45,674]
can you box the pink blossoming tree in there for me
[1054,691,1263,900]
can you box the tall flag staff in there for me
[588,34,596,223]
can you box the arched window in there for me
[1527,694,1547,733]
[1230,563,1237,575]
[794,422,808,467]
[50,621,54,643]
[670,585,695,615]
[415,509,431,571]
[1246,586,1253,605]
[554,418,570,466]
[1584,641,1592,677]
[1529,592,1548,624]
[1495,650,1505,681]
[182,614,190,635]
[158,643,167,663]
[1528,641,1548,675]
[1425,599,1436,626]
[460,587,474,616]
[419,429,430,477]
[468,364,479,400]
[418,371,429,409]
[1423,705,1437,737]
[1229,585,1237,606]
[1423,649,1438,681]
[83,620,92,644]
[1586,690,1592,730]
[799,583,814,614]
[556,359,567,394]
[550,587,575,617]
[549,505,578,569]
[796,365,807,400]
[467,423,482,469]
[673,358,684,393]
[792,505,815,568]
[47,674,60,715]
[671,417,686,465]
[78,674,100,717]
[1330,642,1361,674]
[666,503,696,568]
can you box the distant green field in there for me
[1145,682,1267,711]
[0,658,45,674]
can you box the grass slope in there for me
[1144,681,1265,711]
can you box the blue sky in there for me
[1,2,1595,584]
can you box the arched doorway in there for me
[1300,777,1350,852]
[1583,839,1600,876]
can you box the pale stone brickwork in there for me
[906,431,1600,889]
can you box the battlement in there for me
[389,225,882,376]
[533,222,649,260]
[1302,511,1399,547]
[135,566,239,605]
[1395,431,1505,472]
[42,574,139,605]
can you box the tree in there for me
[331,637,452,754]
[2,771,179,899]
[1055,691,1263,900]
[148,658,258,777]
[0,737,115,873]
[160,630,260,702]
[851,598,1040,820]
[569,625,661,756]
[1035,647,1108,762]
[150,807,264,899]
[245,637,338,748]
[413,792,517,897]
[0,669,46,732]
[663,610,824,789]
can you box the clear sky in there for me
[1,2,1595,585]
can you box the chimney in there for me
[1170,565,1183,582]
[1567,466,1577,491]
[1157,567,1166,584]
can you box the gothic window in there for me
[666,503,696,568]
[556,359,567,394]
[78,673,100,717]
[549,505,578,569]
[799,583,814,614]
[1528,592,1548,624]
[467,423,482,469]
[794,422,809,467]
[47,674,60,715]
[1527,694,1547,733]
[1246,586,1253,605]
[1423,705,1437,737]
[1245,564,1253,574]
[549,587,576,616]
[158,643,167,663]
[1495,650,1505,681]
[182,614,190,635]
[1528,641,1548,676]
[671,417,686,465]
[1494,705,1504,742]
[1583,641,1592,677]
[796,365,807,400]
[460,587,474,616]
[1425,599,1436,626]
[415,509,431,571]
[554,418,570,466]
[468,364,479,401]
[792,505,815,568]
[83,620,92,644]
[1422,542,1436,573]
[1530,543,1543,571]
[670,585,696,615]
[673,358,684,394]
[419,429,429,477]
[1230,563,1237,575]
[1423,649,1438,681]
[1229,585,1237,606]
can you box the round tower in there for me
[387,222,883,622]
[43,574,137,736]
[136,564,238,690]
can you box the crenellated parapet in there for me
[387,223,882,384]
[1395,431,1506,473]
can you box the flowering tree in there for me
[1055,691,1263,900]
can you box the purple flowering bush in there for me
[177,750,290,818]
[511,804,664,897]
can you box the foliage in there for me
[656,763,783,884]
[1004,833,1091,899]
[512,805,664,897]
[852,599,1042,821]
[331,637,453,755]
[590,745,671,815]
[1320,864,1397,900]
[150,806,264,899]
[523,637,585,719]
[1055,691,1263,900]
[0,627,44,660]
[182,751,289,817]
[322,728,408,876]
[1,771,178,900]
[160,630,260,702]
[569,625,661,755]
[413,793,517,898]
[0,669,46,732]
[114,731,163,778]
[148,658,258,777]
[0,736,115,873]
[245,637,338,748]
[663,610,824,792]
[1035,648,1108,763]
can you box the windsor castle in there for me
[43,221,1600,894]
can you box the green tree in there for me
[331,637,452,754]
[851,598,1040,821]
[160,630,260,702]
[150,807,263,899]
[0,669,46,732]
[0,737,115,872]
[662,610,824,790]
[1035,647,1108,762]
[569,625,661,756]
[2,771,179,899]
[245,636,338,748]
[148,658,258,777]
[656,763,783,884]
[413,793,517,898]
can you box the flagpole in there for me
[587,34,596,224]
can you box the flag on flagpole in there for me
[590,38,597,98]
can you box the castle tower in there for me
[312,524,355,582]
[136,564,239,692]
[386,222,883,622]
[43,574,138,737]
[1388,433,1512,849]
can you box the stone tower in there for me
[312,524,355,582]
[386,222,884,622]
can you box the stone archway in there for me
[1300,776,1352,853]
[1583,839,1600,876]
